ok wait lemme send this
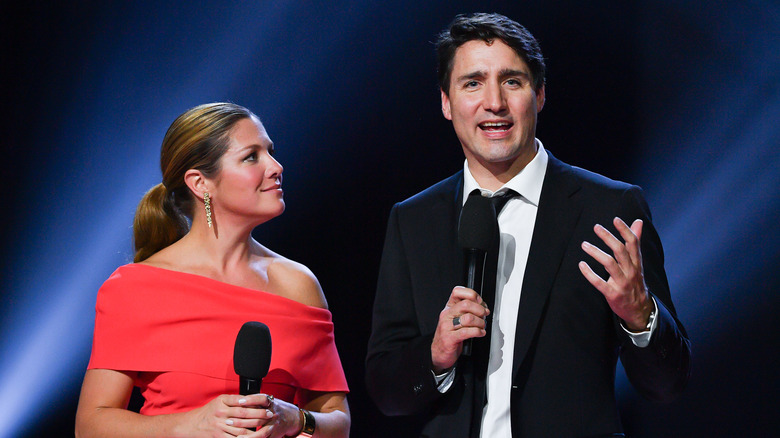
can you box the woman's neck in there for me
[173,216,264,273]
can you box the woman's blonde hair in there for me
[133,102,255,262]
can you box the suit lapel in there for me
[512,153,583,378]
[436,172,465,297]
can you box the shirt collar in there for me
[462,138,548,206]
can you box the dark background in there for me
[1,1,778,437]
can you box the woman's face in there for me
[208,117,284,226]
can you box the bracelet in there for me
[300,408,316,437]
[289,407,316,437]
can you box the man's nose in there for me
[483,82,506,113]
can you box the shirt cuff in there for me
[432,366,456,393]
[621,296,658,348]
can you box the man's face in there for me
[441,39,545,178]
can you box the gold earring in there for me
[204,192,213,228]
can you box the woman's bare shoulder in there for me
[265,254,328,309]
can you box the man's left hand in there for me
[579,217,653,332]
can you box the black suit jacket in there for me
[366,152,691,438]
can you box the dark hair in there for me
[436,12,546,94]
[132,102,256,262]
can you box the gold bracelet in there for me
[288,407,315,437]
[300,408,316,437]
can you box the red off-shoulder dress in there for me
[87,264,349,415]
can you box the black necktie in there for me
[470,189,518,437]
[480,189,518,323]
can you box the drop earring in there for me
[204,192,213,228]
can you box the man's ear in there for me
[536,84,546,112]
[183,169,209,200]
[441,88,453,120]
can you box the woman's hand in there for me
[77,370,278,437]
[185,393,304,438]
[254,395,303,438]
[76,369,342,437]
[181,393,277,436]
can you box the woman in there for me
[75,103,350,437]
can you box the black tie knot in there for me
[490,189,518,215]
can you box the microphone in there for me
[457,192,496,356]
[233,321,272,395]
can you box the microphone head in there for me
[233,321,272,379]
[458,192,496,251]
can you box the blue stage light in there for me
[615,1,780,402]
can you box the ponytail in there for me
[133,183,188,262]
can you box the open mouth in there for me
[479,121,513,132]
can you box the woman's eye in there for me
[243,152,257,162]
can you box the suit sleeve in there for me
[365,204,446,415]
[616,186,692,402]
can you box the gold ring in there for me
[267,394,274,404]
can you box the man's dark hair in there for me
[436,12,546,95]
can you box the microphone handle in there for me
[238,377,262,432]
[239,377,261,396]
[462,249,486,356]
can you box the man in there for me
[365,12,690,438]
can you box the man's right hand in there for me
[431,286,490,373]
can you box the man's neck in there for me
[465,144,538,192]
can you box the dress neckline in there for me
[125,263,323,311]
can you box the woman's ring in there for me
[267,394,274,405]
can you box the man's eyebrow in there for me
[499,68,530,79]
[455,70,487,82]
[455,69,530,83]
